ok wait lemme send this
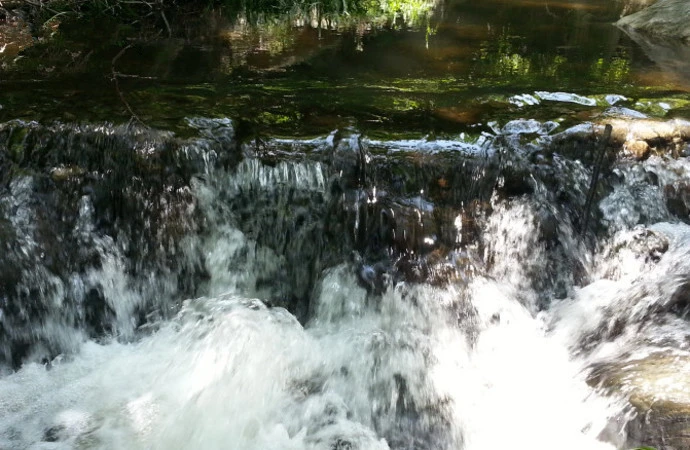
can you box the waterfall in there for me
[1,118,689,449]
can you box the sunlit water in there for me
[4,131,690,450]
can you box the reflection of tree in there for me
[474,24,631,86]
[590,54,630,83]
[476,28,533,78]
[237,0,439,28]
[620,27,690,90]
[220,0,440,70]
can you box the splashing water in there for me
[3,122,690,450]
[0,191,617,450]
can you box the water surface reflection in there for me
[0,0,688,135]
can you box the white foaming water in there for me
[552,155,690,356]
[0,183,624,450]
[0,281,617,450]
[551,220,690,359]
[8,151,690,450]
[546,155,690,449]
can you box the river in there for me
[0,0,689,449]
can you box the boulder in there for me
[619,27,690,83]
[618,0,659,17]
[616,0,690,42]
[588,352,690,449]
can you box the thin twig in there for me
[113,73,157,79]
[160,9,171,37]
[112,44,131,66]
[580,123,613,239]
[111,44,147,127]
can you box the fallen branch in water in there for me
[551,118,690,159]
[580,123,612,238]
[110,44,156,128]
[603,118,690,144]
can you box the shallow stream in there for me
[1,0,690,449]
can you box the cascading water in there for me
[1,117,689,450]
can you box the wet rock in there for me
[0,121,205,368]
[331,438,354,449]
[185,117,239,170]
[668,280,690,319]
[535,91,596,106]
[494,166,534,198]
[604,94,629,106]
[606,119,690,146]
[627,228,669,262]
[680,144,690,158]
[588,352,690,450]
[664,183,690,222]
[601,106,648,119]
[536,208,560,247]
[617,0,690,42]
[394,249,468,287]
[356,262,390,295]
[501,119,543,135]
[41,409,96,444]
[600,227,669,283]
[622,27,690,89]
[624,140,651,160]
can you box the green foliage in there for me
[26,0,437,29]
[590,55,631,83]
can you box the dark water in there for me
[1,0,689,137]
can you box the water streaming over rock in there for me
[1,118,689,449]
